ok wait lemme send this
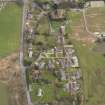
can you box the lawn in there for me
[0,3,22,58]
[36,16,49,34]
[72,40,105,105]
[30,82,69,103]
[29,68,70,103]
[30,83,55,103]
[0,83,10,105]
[50,20,63,32]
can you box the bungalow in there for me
[71,56,79,68]
[32,69,41,81]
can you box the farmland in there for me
[0,3,22,105]
[67,7,105,105]
[0,3,22,58]
[72,40,105,105]
[0,83,10,105]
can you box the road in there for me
[20,0,33,105]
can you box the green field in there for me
[0,83,10,105]
[72,40,105,105]
[0,3,22,105]
[0,4,22,57]
[66,9,105,105]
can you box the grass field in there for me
[0,83,10,105]
[85,7,105,32]
[0,3,22,105]
[0,3,22,58]
[66,8,105,105]
[72,40,105,105]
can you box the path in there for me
[83,9,94,35]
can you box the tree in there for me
[78,0,85,8]
[16,0,24,6]
[23,57,32,66]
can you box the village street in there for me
[20,0,33,105]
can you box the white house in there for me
[29,50,33,58]
[71,56,79,67]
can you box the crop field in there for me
[0,3,22,105]
[0,3,22,58]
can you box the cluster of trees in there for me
[16,0,24,6]
[52,0,105,9]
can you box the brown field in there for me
[0,53,27,105]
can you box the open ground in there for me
[67,7,105,105]
[68,7,105,44]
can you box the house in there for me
[59,68,66,80]
[70,81,80,93]
[29,50,33,58]
[65,80,80,93]
[75,70,81,79]
[37,88,43,97]
[71,56,79,67]
[32,69,41,81]
[28,48,33,58]
[60,25,65,35]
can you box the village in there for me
[23,0,105,105]
[23,0,83,105]
[0,0,105,105]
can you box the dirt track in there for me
[0,53,27,105]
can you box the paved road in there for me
[20,0,33,105]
